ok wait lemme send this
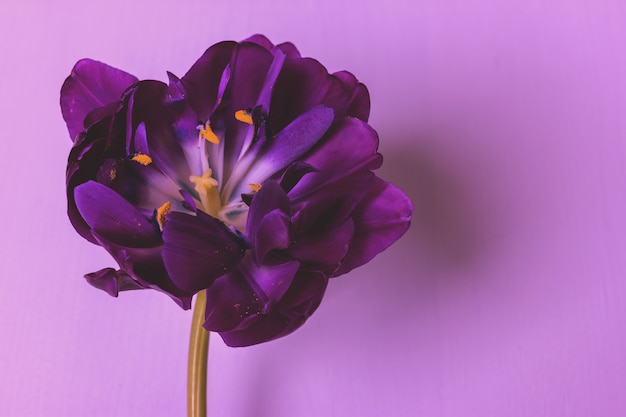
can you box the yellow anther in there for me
[156,201,171,231]
[249,183,262,192]
[197,121,219,144]
[131,153,152,166]
[235,109,253,125]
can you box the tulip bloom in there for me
[62,35,412,346]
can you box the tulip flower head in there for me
[62,35,412,346]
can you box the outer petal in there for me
[180,41,238,121]
[333,178,413,276]
[289,117,382,200]
[287,218,354,275]
[241,34,301,59]
[162,211,247,293]
[242,34,275,51]
[277,42,301,59]
[332,70,370,121]
[253,209,290,265]
[74,180,160,247]
[91,232,192,309]
[216,269,328,347]
[290,169,374,231]
[66,128,109,244]
[204,270,264,334]
[247,257,300,307]
[269,58,370,133]
[277,161,319,193]
[246,180,290,242]
[61,59,138,141]
[84,267,145,297]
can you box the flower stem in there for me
[188,290,209,417]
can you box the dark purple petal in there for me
[227,105,334,200]
[74,180,161,247]
[180,41,238,121]
[242,34,275,51]
[333,178,413,276]
[83,101,122,133]
[162,211,246,293]
[66,131,108,244]
[277,268,328,311]
[241,35,301,59]
[165,71,185,103]
[269,57,370,133]
[179,189,197,212]
[61,59,138,141]
[331,70,370,121]
[90,232,192,309]
[289,117,382,200]
[277,161,319,193]
[256,49,286,115]
[246,180,291,241]
[253,208,290,264]
[277,42,301,59]
[288,218,354,274]
[224,42,274,97]
[291,170,374,232]
[248,258,300,307]
[203,276,263,334]
[217,268,328,347]
[84,267,145,297]
[113,164,183,217]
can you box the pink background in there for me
[2,0,626,415]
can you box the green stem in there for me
[188,290,209,417]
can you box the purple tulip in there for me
[61,35,412,346]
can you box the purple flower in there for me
[61,35,412,346]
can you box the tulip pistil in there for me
[190,169,221,217]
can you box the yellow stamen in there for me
[197,121,219,144]
[249,183,262,192]
[131,153,152,166]
[189,169,221,217]
[235,109,253,125]
[156,201,171,231]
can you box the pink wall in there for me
[2,0,626,415]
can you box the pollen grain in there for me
[131,153,152,166]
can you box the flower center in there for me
[183,109,264,233]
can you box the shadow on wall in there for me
[377,134,488,272]
[316,127,507,338]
